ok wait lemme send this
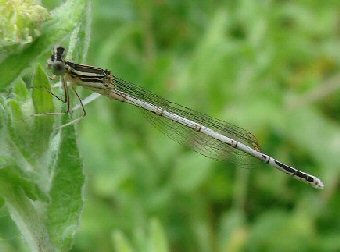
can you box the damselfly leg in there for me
[33,73,87,128]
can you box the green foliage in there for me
[0,67,84,251]
[0,1,87,251]
[1,0,340,252]
[76,0,340,251]
[47,115,84,251]
[112,218,169,252]
[31,65,55,156]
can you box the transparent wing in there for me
[111,75,261,161]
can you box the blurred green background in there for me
[2,0,340,251]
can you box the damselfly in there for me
[46,46,324,189]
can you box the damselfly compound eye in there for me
[52,62,66,75]
[55,46,66,60]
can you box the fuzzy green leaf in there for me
[14,79,29,102]
[0,163,48,202]
[47,115,84,251]
[32,64,55,157]
[0,177,53,252]
[7,98,32,160]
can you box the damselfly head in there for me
[47,46,66,75]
